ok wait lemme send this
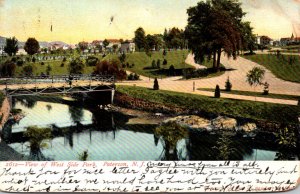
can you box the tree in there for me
[185,0,247,71]
[112,44,119,53]
[4,37,19,56]
[134,27,146,51]
[94,59,127,80]
[103,39,110,49]
[0,60,16,77]
[240,21,257,54]
[69,58,85,74]
[152,60,156,68]
[78,41,88,51]
[246,67,265,99]
[153,78,159,90]
[163,59,168,66]
[119,53,126,64]
[24,38,40,55]
[22,64,34,77]
[46,64,52,75]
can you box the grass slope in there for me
[12,50,190,77]
[198,88,300,101]
[117,85,300,124]
[243,54,300,82]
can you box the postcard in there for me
[0,0,299,192]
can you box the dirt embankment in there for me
[0,97,11,131]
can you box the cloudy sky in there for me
[0,0,299,43]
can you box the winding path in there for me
[118,54,300,105]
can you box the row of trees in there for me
[133,27,187,52]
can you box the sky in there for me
[0,0,300,44]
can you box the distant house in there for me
[280,37,292,46]
[120,40,135,53]
[256,36,272,46]
[106,39,121,52]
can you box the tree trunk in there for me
[213,51,217,70]
[216,48,222,72]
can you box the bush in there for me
[169,65,175,76]
[94,59,127,80]
[126,62,129,68]
[32,57,36,63]
[157,59,161,69]
[41,62,44,65]
[214,85,220,98]
[17,60,24,66]
[153,78,159,90]
[86,56,98,66]
[225,77,232,91]
[0,60,16,77]
[60,63,64,67]
[152,60,156,68]
[263,82,269,95]
[63,57,67,62]
[163,59,167,66]
[128,73,140,80]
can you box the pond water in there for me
[1,96,299,161]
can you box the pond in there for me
[1,96,299,161]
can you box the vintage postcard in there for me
[0,0,299,192]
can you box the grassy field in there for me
[117,85,300,124]
[10,50,191,77]
[104,50,192,78]
[243,54,300,83]
[198,88,300,101]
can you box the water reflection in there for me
[2,96,299,161]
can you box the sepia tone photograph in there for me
[0,0,299,163]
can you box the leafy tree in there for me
[94,59,127,80]
[246,67,265,88]
[134,27,146,51]
[185,0,246,71]
[4,37,19,56]
[240,21,257,54]
[119,53,126,64]
[214,85,220,98]
[112,44,119,53]
[103,39,110,49]
[153,78,159,90]
[0,60,16,77]
[246,67,265,99]
[78,41,88,51]
[46,64,52,75]
[68,58,85,74]
[24,38,40,55]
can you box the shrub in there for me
[169,65,175,76]
[41,62,44,65]
[32,57,36,63]
[60,63,64,67]
[0,60,16,77]
[17,60,24,66]
[63,57,67,62]
[127,73,140,80]
[152,60,156,69]
[157,59,161,69]
[94,59,127,80]
[86,56,98,66]
[132,63,135,67]
[263,82,269,95]
[225,76,232,91]
[214,85,220,98]
[163,59,167,66]
[153,78,159,90]
[122,63,126,68]
[133,73,139,80]
[126,62,129,68]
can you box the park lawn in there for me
[12,50,190,77]
[117,85,300,124]
[198,88,300,101]
[104,50,192,78]
[243,54,300,83]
